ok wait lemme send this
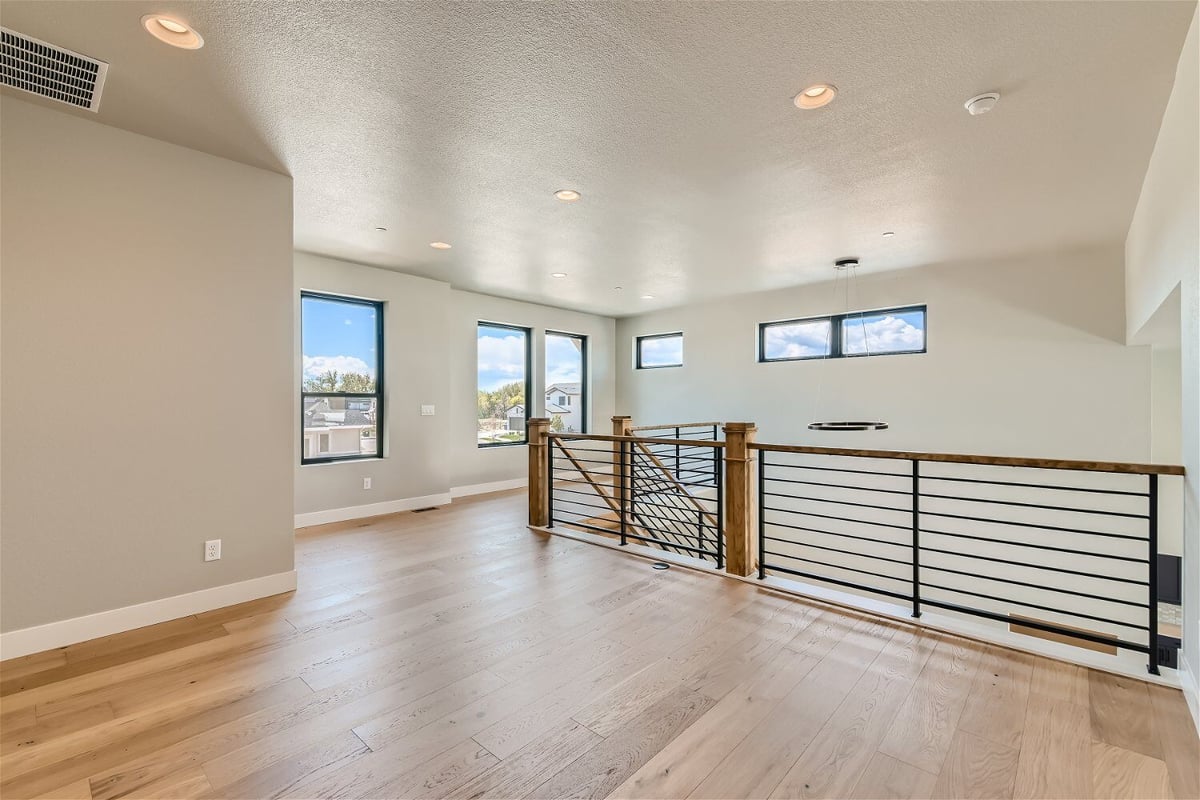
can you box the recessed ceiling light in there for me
[964,92,1000,116]
[430,241,452,249]
[614,286,623,291]
[794,84,837,110]
[554,189,581,202]
[640,294,654,300]
[882,231,895,237]
[141,14,204,49]
[551,272,567,278]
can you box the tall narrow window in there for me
[301,292,384,464]
[545,331,587,433]
[477,322,532,446]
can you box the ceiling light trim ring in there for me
[141,15,204,49]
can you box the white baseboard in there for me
[294,492,452,528]
[1181,655,1200,735]
[450,478,527,498]
[0,570,297,661]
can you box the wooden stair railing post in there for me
[612,416,633,517]
[528,418,551,527]
[722,422,758,577]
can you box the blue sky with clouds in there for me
[477,325,528,391]
[545,334,583,385]
[301,296,378,379]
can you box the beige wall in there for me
[617,246,1150,462]
[1125,9,1199,714]
[1,98,295,633]
[293,254,617,518]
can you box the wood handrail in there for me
[750,442,1184,476]
[550,433,725,448]
[629,421,722,432]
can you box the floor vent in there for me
[1,27,108,112]
[411,507,439,513]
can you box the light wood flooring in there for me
[1,490,1196,799]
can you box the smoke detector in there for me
[964,92,1000,116]
[0,28,108,112]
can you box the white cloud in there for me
[764,320,830,359]
[477,334,526,377]
[303,355,373,380]
[843,314,923,354]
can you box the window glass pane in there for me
[638,334,683,367]
[302,396,378,458]
[477,324,529,445]
[546,333,585,433]
[762,319,832,360]
[842,308,926,355]
[301,296,379,392]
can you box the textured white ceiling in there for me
[2,1,1194,316]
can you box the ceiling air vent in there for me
[1,27,108,112]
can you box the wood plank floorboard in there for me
[1,489,1194,799]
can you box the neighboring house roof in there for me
[545,382,581,396]
[303,398,375,429]
[506,404,525,415]
[546,403,570,414]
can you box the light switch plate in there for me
[421,405,436,416]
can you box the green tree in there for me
[339,372,375,392]
[550,415,565,432]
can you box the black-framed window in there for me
[759,305,926,362]
[546,331,588,433]
[636,332,684,369]
[301,292,384,464]
[477,322,532,447]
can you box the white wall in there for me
[293,254,616,521]
[1125,8,1199,719]
[1153,345,1184,556]
[0,97,295,636]
[617,246,1150,462]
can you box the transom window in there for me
[759,305,926,362]
[301,292,384,464]
[636,332,684,369]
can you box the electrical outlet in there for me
[204,539,221,562]
[421,404,435,416]
[363,477,372,490]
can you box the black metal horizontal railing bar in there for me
[762,518,910,549]
[762,550,910,585]
[552,474,619,489]
[920,510,1145,540]
[921,527,1148,564]
[919,492,1149,520]
[551,456,619,468]
[920,545,1149,587]
[638,442,719,452]
[619,531,717,558]
[761,461,909,479]
[629,508,719,537]
[920,560,1150,608]
[637,449,718,460]
[551,484,615,499]
[750,442,1184,476]
[920,473,1151,498]
[551,433,726,448]
[551,448,620,457]
[628,497,718,518]
[764,474,913,496]
[920,598,1150,653]
[550,500,614,516]
[760,561,914,602]
[921,582,1150,632]
[761,506,912,531]
[762,535,912,567]
[762,491,910,514]
[631,474,719,490]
